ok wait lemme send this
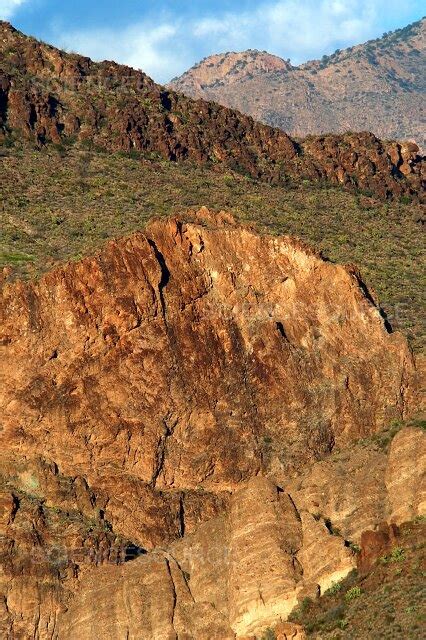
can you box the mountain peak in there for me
[171,49,291,92]
[170,17,426,148]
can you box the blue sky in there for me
[1,1,424,82]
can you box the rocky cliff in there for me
[0,212,423,638]
[0,21,424,200]
[170,18,426,150]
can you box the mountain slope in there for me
[1,20,425,640]
[0,20,424,200]
[170,18,426,150]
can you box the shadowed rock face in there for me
[0,21,424,200]
[0,212,422,638]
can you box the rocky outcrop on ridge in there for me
[0,21,424,199]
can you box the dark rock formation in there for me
[0,21,424,199]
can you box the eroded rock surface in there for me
[52,451,424,639]
[228,478,302,634]
[385,426,426,524]
[0,212,421,638]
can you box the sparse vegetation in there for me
[347,541,361,555]
[325,581,343,596]
[357,419,426,451]
[345,586,362,601]
[380,547,406,564]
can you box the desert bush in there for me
[380,547,405,564]
[325,581,343,596]
[345,586,362,601]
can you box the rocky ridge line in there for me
[0,21,424,200]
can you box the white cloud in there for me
[51,0,421,83]
[56,21,191,83]
[0,0,28,20]
[198,0,382,62]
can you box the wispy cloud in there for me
[58,22,184,82]
[0,0,28,20]
[50,0,423,83]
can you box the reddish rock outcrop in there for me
[0,212,422,638]
[357,523,400,574]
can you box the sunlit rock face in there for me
[385,426,426,524]
[0,211,420,638]
[0,211,414,492]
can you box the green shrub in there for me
[289,596,313,623]
[325,581,343,596]
[223,174,235,186]
[345,586,362,601]
[300,596,313,613]
[261,629,277,640]
[323,604,345,624]
[3,135,15,148]
[414,514,426,523]
[380,547,405,564]
[128,149,142,160]
[53,142,68,157]
[0,251,35,264]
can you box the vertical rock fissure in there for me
[231,321,262,473]
[164,558,178,631]
[0,81,10,127]
[147,238,170,321]
[178,494,185,538]
[151,418,173,488]
[165,551,196,603]
[354,273,393,333]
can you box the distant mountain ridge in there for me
[0,21,424,201]
[169,18,426,149]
